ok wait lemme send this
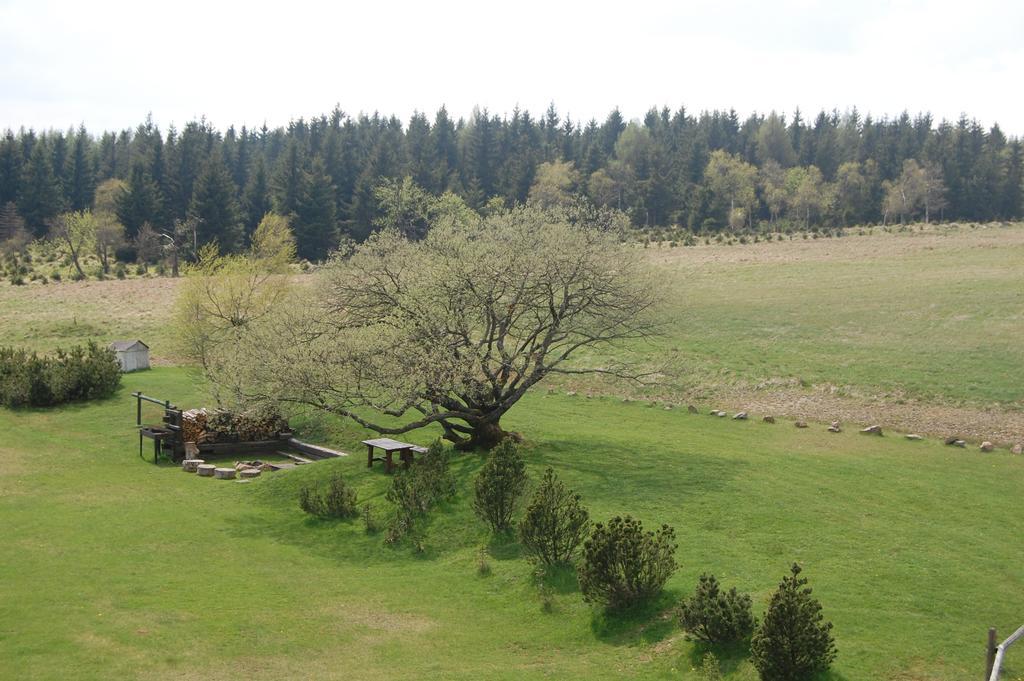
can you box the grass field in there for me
[2,367,1023,680]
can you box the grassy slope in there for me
[2,368,1022,680]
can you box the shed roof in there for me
[109,340,149,352]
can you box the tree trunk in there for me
[458,419,512,451]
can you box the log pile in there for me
[180,408,289,445]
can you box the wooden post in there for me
[986,627,997,680]
[367,444,374,468]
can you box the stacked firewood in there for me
[181,407,289,444]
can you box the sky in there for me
[1,0,1023,135]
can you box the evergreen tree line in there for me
[0,105,1021,261]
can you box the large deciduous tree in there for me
[201,204,659,448]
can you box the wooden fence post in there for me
[987,627,998,680]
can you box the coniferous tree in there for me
[243,156,272,240]
[19,140,65,235]
[189,152,243,252]
[66,126,96,211]
[294,157,338,260]
[116,163,164,238]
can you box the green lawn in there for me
[2,367,1022,680]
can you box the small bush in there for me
[518,467,590,565]
[678,573,755,644]
[476,550,492,577]
[473,439,528,532]
[298,473,358,519]
[114,263,127,279]
[50,270,61,281]
[751,564,836,681]
[578,515,677,610]
[384,441,456,543]
[361,503,380,534]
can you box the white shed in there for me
[110,340,150,373]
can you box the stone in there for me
[565,391,577,397]
[860,425,883,436]
[762,415,776,424]
[239,468,261,478]
[1011,444,1022,455]
[196,464,216,477]
[795,421,808,428]
[234,462,255,472]
[733,412,748,420]
[214,467,236,480]
[181,458,204,473]
[980,441,995,452]
[953,440,966,448]
[687,405,698,414]
[944,436,960,446]
[717,411,727,417]
[235,479,251,484]
[663,405,673,411]
[828,421,842,433]
[905,434,924,441]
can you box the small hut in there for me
[110,340,150,373]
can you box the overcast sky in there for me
[1,0,1022,135]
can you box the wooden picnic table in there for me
[362,438,427,474]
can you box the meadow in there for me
[1,223,1023,680]
[1,367,1022,680]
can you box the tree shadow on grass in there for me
[589,590,680,646]
[686,640,752,677]
[487,531,523,560]
[530,562,580,594]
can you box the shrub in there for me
[361,503,380,534]
[384,442,456,542]
[518,467,590,565]
[0,342,121,408]
[751,564,836,681]
[578,515,677,610]
[678,573,755,644]
[298,473,358,519]
[50,270,61,281]
[472,439,528,532]
[114,263,127,279]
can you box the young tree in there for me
[50,211,96,277]
[704,150,757,229]
[528,160,580,208]
[518,467,591,565]
[759,161,788,226]
[751,564,836,681]
[0,201,31,255]
[173,220,295,394]
[199,204,660,448]
[785,166,832,228]
[677,574,756,644]
[472,439,528,532]
[578,515,677,610]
